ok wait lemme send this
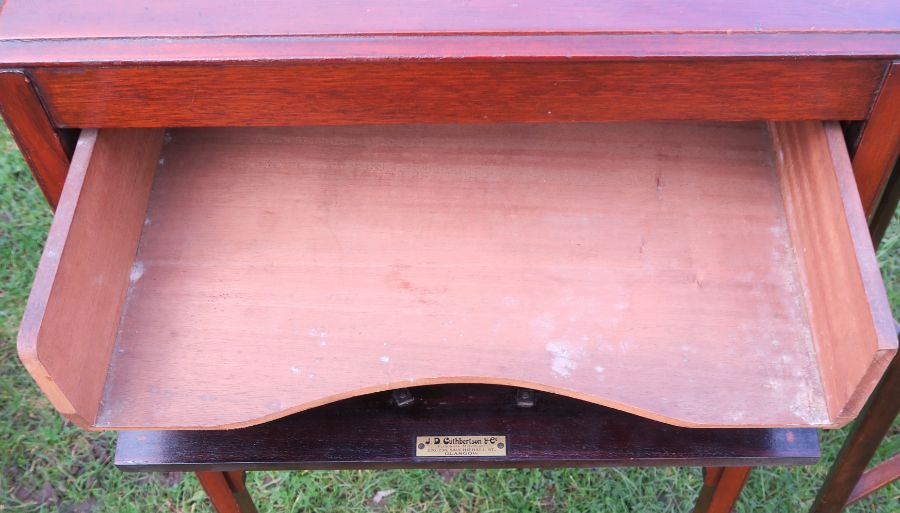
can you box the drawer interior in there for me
[18,121,896,430]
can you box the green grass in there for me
[0,123,897,512]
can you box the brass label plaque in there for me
[415,435,507,457]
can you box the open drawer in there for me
[17,121,896,430]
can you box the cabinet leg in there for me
[809,352,900,513]
[693,467,751,513]
[196,471,258,513]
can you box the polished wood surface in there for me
[853,62,900,216]
[693,467,752,513]
[3,36,899,67]
[197,471,257,513]
[810,348,900,513]
[0,70,70,208]
[29,60,886,128]
[3,0,896,435]
[869,158,900,247]
[846,453,900,506]
[2,3,892,127]
[0,3,894,511]
[770,122,896,424]
[16,128,165,427]
[0,0,898,63]
[114,384,821,471]
[19,121,892,430]
[3,0,897,38]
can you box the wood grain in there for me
[19,122,892,430]
[196,472,249,513]
[2,35,900,68]
[769,121,897,425]
[0,70,70,208]
[2,1,896,66]
[29,60,885,128]
[810,345,900,513]
[853,61,900,217]
[869,157,900,247]
[2,0,896,64]
[92,122,835,430]
[16,128,164,428]
[693,467,752,513]
[1,0,897,39]
[114,384,821,471]
[847,453,900,505]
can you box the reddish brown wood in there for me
[122,385,815,509]
[2,0,897,65]
[810,349,900,513]
[18,121,891,430]
[869,157,899,247]
[853,62,900,216]
[3,0,898,39]
[96,122,831,430]
[28,59,886,128]
[847,453,900,505]
[694,467,723,512]
[16,128,164,428]
[115,385,821,471]
[693,467,752,513]
[196,471,256,513]
[0,70,69,208]
[228,472,257,513]
[2,36,900,67]
[224,472,246,494]
[4,1,893,130]
[769,122,896,424]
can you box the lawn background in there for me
[1,123,897,512]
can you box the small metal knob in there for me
[515,388,536,408]
[392,388,415,408]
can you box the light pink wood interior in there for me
[95,123,834,429]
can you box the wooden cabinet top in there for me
[1,0,899,64]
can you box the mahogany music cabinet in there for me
[1,1,898,512]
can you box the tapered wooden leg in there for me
[693,467,751,513]
[810,351,900,513]
[196,471,258,513]
[868,157,899,247]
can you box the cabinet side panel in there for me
[770,121,896,426]
[0,70,70,208]
[16,128,164,428]
[853,61,900,217]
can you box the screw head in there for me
[515,388,536,408]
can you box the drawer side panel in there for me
[770,121,897,426]
[16,128,164,427]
